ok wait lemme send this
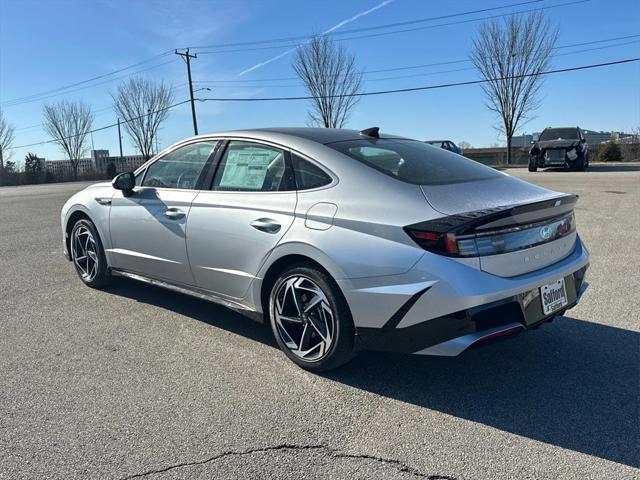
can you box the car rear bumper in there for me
[343,236,590,355]
[355,265,588,355]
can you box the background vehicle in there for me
[425,139,463,155]
[61,128,589,371]
[529,127,589,171]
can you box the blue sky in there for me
[1,0,639,165]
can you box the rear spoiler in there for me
[407,194,578,237]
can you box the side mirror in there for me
[112,172,135,192]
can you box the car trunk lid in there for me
[419,174,560,216]
[409,176,578,277]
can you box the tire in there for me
[528,158,538,172]
[573,154,585,171]
[70,218,112,288]
[268,264,355,372]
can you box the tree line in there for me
[1,10,636,188]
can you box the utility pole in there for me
[117,118,123,160]
[175,48,198,135]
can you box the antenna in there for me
[360,127,380,138]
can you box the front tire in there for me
[268,265,355,372]
[70,218,111,288]
[528,157,538,172]
[573,154,586,171]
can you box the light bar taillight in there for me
[406,211,575,258]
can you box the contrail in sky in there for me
[238,0,395,76]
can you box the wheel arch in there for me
[256,245,349,317]
[64,206,109,263]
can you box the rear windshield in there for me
[539,128,579,141]
[327,138,501,185]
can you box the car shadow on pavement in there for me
[107,278,278,348]
[326,316,639,468]
[104,280,637,468]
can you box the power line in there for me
[11,85,189,133]
[2,59,179,108]
[193,67,477,90]
[7,58,638,151]
[184,0,544,50]
[195,57,639,102]
[194,33,639,85]
[194,0,589,55]
[1,51,173,106]
[192,37,640,88]
[7,100,191,151]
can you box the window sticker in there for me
[218,148,277,189]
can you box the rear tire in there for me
[70,218,112,288]
[268,264,355,372]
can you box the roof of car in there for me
[194,127,408,145]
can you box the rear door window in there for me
[328,139,501,185]
[212,141,295,192]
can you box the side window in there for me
[213,141,294,192]
[291,154,332,190]
[142,141,217,189]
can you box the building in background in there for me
[91,150,147,174]
[45,149,149,179]
[525,129,634,146]
[44,158,95,177]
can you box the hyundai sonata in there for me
[61,128,589,371]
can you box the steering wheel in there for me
[176,170,197,189]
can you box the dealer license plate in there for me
[540,278,568,315]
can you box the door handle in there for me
[163,208,185,220]
[250,218,281,233]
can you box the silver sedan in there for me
[61,127,590,371]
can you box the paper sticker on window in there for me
[218,149,274,189]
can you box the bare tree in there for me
[470,11,558,164]
[0,108,16,172]
[112,77,174,160]
[293,35,363,128]
[43,100,94,180]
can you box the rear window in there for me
[328,139,500,185]
[539,128,579,141]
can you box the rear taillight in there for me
[406,211,575,258]
[405,230,460,255]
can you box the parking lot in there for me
[1,165,638,479]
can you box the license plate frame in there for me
[540,278,568,315]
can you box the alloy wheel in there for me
[71,225,99,281]
[272,275,335,362]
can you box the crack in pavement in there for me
[119,443,456,479]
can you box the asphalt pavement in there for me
[1,165,638,479]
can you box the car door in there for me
[108,140,218,285]
[187,140,297,299]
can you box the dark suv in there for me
[529,127,589,171]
